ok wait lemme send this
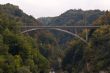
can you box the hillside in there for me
[38,9,104,26]
[0,4,63,72]
[0,3,42,26]
[62,12,110,73]
[38,9,105,47]
[1,3,110,73]
[0,4,50,73]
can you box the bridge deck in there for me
[21,26,101,29]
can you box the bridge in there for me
[20,25,104,44]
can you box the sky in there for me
[0,0,110,18]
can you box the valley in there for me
[0,3,110,73]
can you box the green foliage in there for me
[1,3,110,73]
[16,66,32,73]
[39,9,104,26]
[62,40,85,73]
[62,11,110,73]
[0,4,49,73]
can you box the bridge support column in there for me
[86,29,88,41]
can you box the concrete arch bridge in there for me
[21,25,102,44]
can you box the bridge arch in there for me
[21,28,87,43]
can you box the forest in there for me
[0,3,110,73]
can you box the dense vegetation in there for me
[38,9,104,26]
[0,4,49,73]
[1,3,110,73]
[0,3,41,26]
[62,11,110,73]
[38,9,105,47]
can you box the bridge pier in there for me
[86,29,88,42]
